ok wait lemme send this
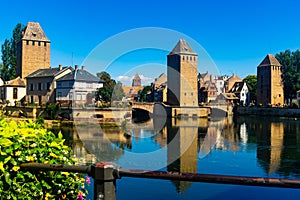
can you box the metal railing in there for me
[21,162,300,200]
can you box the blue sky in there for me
[1,0,300,85]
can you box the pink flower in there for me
[85,176,91,185]
[76,192,84,200]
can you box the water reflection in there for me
[54,115,300,195]
[235,116,300,178]
[164,118,200,193]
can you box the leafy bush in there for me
[45,103,61,119]
[0,119,89,199]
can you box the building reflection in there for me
[257,122,284,175]
[53,121,132,165]
[165,118,200,193]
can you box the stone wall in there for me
[235,107,300,117]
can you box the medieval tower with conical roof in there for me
[257,54,284,106]
[16,22,50,78]
[167,39,198,106]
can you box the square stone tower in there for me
[16,22,50,79]
[167,39,198,106]
[257,54,284,106]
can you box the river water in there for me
[54,115,300,199]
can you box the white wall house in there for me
[215,75,229,95]
[229,81,249,106]
[0,77,26,106]
[56,66,103,106]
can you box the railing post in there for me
[91,162,119,200]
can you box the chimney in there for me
[81,66,86,70]
[75,65,79,70]
[59,64,62,70]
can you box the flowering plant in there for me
[0,118,90,199]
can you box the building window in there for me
[44,42,47,47]
[279,94,281,97]
[47,82,51,91]
[13,88,18,99]
[30,84,34,91]
[38,41,41,46]
[32,41,35,46]
[69,93,73,100]
[57,82,62,88]
[191,92,193,96]
[57,92,62,100]
[26,40,29,45]
[38,83,42,90]
[183,56,185,61]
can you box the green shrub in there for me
[36,116,45,125]
[0,119,89,199]
[45,103,61,119]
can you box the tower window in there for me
[183,56,185,61]
[190,56,192,61]
[26,40,29,45]
[32,41,35,46]
[38,42,41,46]
[44,42,47,47]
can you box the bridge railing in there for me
[21,162,300,200]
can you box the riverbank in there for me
[235,106,300,118]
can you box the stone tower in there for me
[132,73,141,87]
[167,39,198,106]
[16,22,50,78]
[257,54,284,106]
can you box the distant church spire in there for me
[132,73,141,87]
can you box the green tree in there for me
[275,50,300,103]
[96,71,120,102]
[1,23,25,81]
[112,81,125,101]
[139,85,152,102]
[1,39,12,81]
[243,75,257,103]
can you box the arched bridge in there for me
[132,102,155,113]
[209,104,234,117]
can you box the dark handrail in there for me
[21,162,300,189]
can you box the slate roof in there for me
[258,54,281,67]
[169,39,197,55]
[26,67,71,78]
[229,82,245,93]
[57,69,103,83]
[22,22,50,42]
